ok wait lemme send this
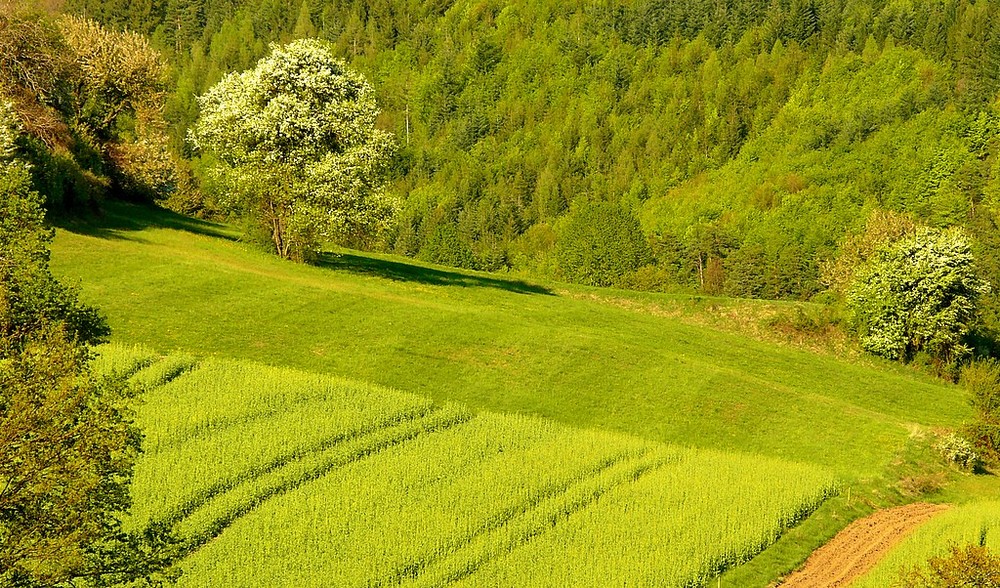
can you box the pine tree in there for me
[292,0,316,39]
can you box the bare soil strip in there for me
[780,502,951,588]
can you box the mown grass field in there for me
[96,345,836,587]
[51,203,966,475]
[50,202,996,584]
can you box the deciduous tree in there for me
[846,226,990,363]
[0,101,171,588]
[190,39,396,260]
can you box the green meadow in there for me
[52,203,966,475]
[50,202,994,585]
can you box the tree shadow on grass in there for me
[53,201,553,296]
[316,251,554,296]
[51,200,237,242]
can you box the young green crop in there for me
[96,345,838,587]
[123,357,435,529]
[452,451,835,587]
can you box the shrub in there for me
[935,433,980,470]
[555,201,652,288]
[960,358,1000,459]
[895,544,1000,587]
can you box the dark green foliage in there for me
[555,202,651,287]
[895,544,1000,588]
[0,161,108,346]
[961,358,1000,460]
[419,223,476,269]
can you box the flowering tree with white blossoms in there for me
[190,39,396,261]
[847,226,990,363]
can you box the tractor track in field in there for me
[779,502,951,587]
[388,449,674,588]
[171,405,472,557]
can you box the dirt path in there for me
[779,502,951,587]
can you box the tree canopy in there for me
[190,39,396,260]
[0,98,170,588]
[846,225,989,363]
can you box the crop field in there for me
[853,501,1000,586]
[97,345,837,587]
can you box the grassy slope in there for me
[51,203,965,478]
[49,203,992,583]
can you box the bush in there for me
[555,201,652,287]
[935,433,980,470]
[895,544,1000,587]
[961,358,1000,459]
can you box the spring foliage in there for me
[895,545,1000,587]
[0,102,144,587]
[190,39,396,261]
[58,0,1000,305]
[555,202,652,287]
[846,226,989,362]
[0,3,175,208]
[960,358,1000,459]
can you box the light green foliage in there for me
[65,0,1000,304]
[190,39,396,260]
[846,226,989,362]
[854,502,1000,588]
[0,5,175,208]
[895,545,1000,588]
[961,358,1000,457]
[57,15,167,138]
[93,345,836,587]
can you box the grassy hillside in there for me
[99,345,836,586]
[51,202,1000,584]
[52,202,966,478]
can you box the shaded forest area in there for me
[43,0,1000,331]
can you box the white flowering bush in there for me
[0,99,19,161]
[936,432,980,470]
[846,226,990,362]
[190,39,396,260]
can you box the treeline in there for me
[55,0,1000,324]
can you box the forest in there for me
[45,0,1000,331]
